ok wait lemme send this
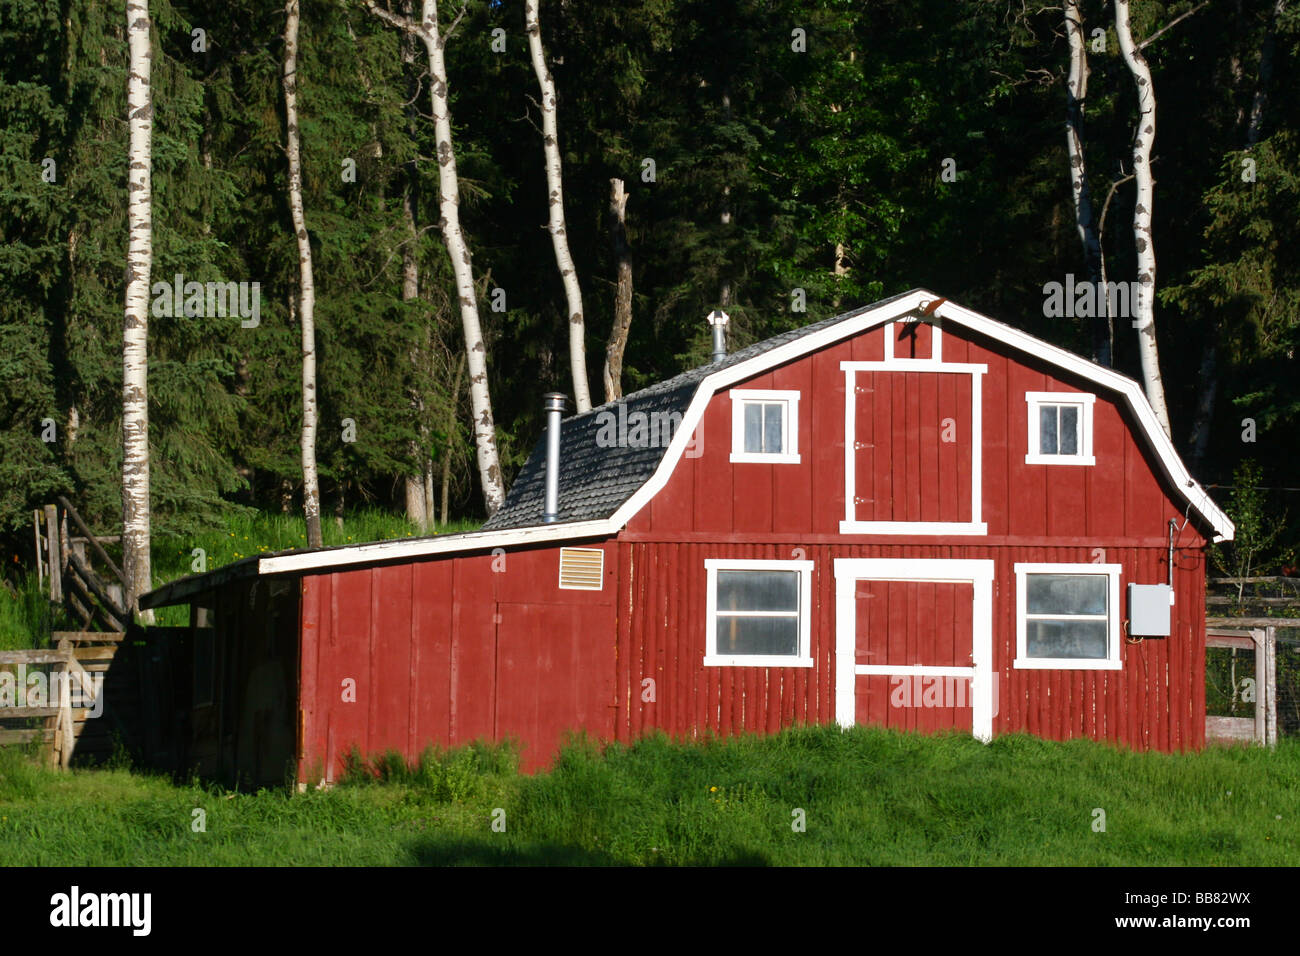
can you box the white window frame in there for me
[729,389,801,463]
[704,558,814,667]
[1013,562,1122,670]
[1025,391,1096,465]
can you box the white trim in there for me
[839,362,987,536]
[838,520,989,535]
[855,664,973,677]
[729,388,801,463]
[1025,391,1096,465]
[256,518,614,576]
[883,316,942,362]
[705,558,814,668]
[1013,562,1122,670]
[833,558,995,742]
[839,360,988,374]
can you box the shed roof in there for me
[141,289,1233,609]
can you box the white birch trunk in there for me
[1115,0,1171,436]
[526,0,591,412]
[283,0,324,547]
[367,0,506,515]
[123,0,153,621]
[1064,0,1110,366]
[603,178,633,403]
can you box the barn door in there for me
[833,559,994,741]
[852,370,972,524]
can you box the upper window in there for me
[730,390,800,464]
[1014,563,1121,670]
[704,559,814,667]
[1025,391,1095,465]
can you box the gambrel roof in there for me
[484,288,1233,540]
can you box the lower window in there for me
[1014,563,1122,669]
[704,559,814,667]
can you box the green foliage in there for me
[1,726,1298,865]
[1211,459,1288,582]
[0,0,1297,569]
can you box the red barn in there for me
[141,290,1233,786]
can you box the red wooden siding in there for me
[614,541,1205,752]
[298,542,618,780]
[854,371,972,523]
[644,322,1200,545]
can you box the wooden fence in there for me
[0,636,125,768]
[33,496,129,634]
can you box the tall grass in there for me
[1,726,1297,866]
[0,572,72,650]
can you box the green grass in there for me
[2,726,1297,866]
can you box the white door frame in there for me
[833,558,995,741]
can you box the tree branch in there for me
[1138,0,1211,51]
[363,0,423,37]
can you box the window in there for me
[730,390,800,463]
[704,559,814,667]
[1025,392,1095,465]
[1014,563,1121,669]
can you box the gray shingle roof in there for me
[482,290,917,530]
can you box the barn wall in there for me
[631,322,1202,545]
[298,539,618,780]
[615,540,1206,752]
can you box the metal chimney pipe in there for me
[542,392,568,523]
[707,309,729,362]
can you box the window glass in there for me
[1039,405,1058,454]
[1026,619,1108,659]
[763,403,784,454]
[715,616,799,656]
[1026,574,1107,615]
[717,570,799,612]
[743,402,763,453]
[1059,405,1079,455]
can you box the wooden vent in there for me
[558,547,604,590]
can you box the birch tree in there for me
[123,0,153,618]
[604,178,633,402]
[283,0,324,547]
[1063,0,1109,366]
[367,0,505,514]
[526,0,591,412]
[1115,0,1171,436]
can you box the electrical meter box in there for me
[1128,583,1172,636]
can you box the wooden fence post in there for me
[1265,626,1278,749]
[43,504,61,603]
[1253,628,1266,746]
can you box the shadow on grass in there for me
[405,838,770,867]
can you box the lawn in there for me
[1,725,1296,866]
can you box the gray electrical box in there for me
[1128,583,1172,636]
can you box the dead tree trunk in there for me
[123,0,153,620]
[603,178,633,403]
[284,0,323,547]
[526,0,591,412]
[1064,0,1110,366]
[1116,0,1171,436]
[367,0,506,515]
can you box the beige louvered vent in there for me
[558,547,604,590]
